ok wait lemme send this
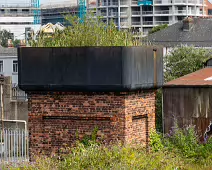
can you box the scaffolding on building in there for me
[79,0,87,22]
[41,2,79,26]
[31,0,41,24]
[0,0,41,24]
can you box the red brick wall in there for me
[28,90,156,155]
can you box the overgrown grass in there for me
[3,126,212,170]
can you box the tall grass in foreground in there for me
[3,126,212,170]
[30,14,142,47]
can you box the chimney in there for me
[183,17,193,31]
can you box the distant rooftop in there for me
[0,46,17,56]
[164,68,212,87]
[144,18,212,47]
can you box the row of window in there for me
[0,60,18,73]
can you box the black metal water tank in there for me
[18,46,163,92]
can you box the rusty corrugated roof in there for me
[164,68,212,87]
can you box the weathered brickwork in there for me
[28,90,156,155]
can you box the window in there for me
[0,61,3,73]
[13,60,18,73]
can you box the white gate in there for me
[0,128,29,163]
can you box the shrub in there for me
[156,89,163,132]
[30,14,142,47]
[80,127,99,147]
[149,130,164,152]
[4,137,212,170]
[166,125,199,158]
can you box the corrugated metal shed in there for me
[163,68,212,140]
[164,68,212,86]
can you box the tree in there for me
[0,29,14,47]
[164,46,211,82]
[149,24,168,34]
[13,39,21,48]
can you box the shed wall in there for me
[163,87,212,139]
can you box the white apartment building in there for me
[90,0,207,35]
[0,1,41,40]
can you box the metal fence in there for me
[0,128,29,163]
[11,87,28,101]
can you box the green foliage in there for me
[166,125,199,158]
[165,46,211,82]
[150,124,212,163]
[156,89,163,132]
[30,14,141,47]
[0,29,14,47]
[80,127,99,147]
[12,39,21,48]
[4,127,212,170]
[149,24,168,34]
[150,130,164,152]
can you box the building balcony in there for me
[132,21,141,26]
[142,11,153,15]
[143,21,153,25]
[174,0,186,3]
[132,11,141,16]
[173,0,204,4]
[120,1,129,5]
[120,11,128,17]
[154,0,172,4]
[155,21,170,25]
[98,2,108,7]
[11,87,27,102]
[131,0,138,5]
[108,12,118,17]
[108,2,118,6]
[131,0,138,6]
[154,10,170,15]
[99,12,107,17]
[175,10,187,15]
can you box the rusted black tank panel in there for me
[18,46,163,92]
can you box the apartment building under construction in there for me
[0,0,41,40]
[88,0,208,35]
[41,1,79,26]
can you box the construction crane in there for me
[31,0,41,24]
[79,0,87,23]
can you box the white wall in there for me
[0,55,18,84]
[0,24,41,39]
